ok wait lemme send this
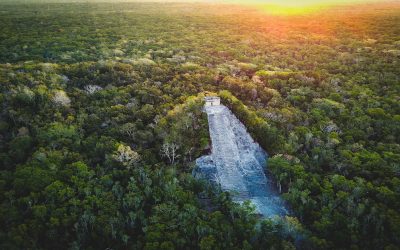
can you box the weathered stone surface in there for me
[195,104,287,217]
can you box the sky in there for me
[6,0,391,2]
[223,0,384,6]
[216,0,396,15]
[3,0,397,9]
[113,0,393,4]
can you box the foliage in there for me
[0,1,399,249]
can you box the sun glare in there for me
[256,4,324,15]
[226,0,382,15]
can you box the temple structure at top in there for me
[204,96,220,106]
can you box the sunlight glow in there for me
[256,4,324,15]
[224,0,385,15]
[242,0,377,7]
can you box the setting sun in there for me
[226,0,382,6]
[224,0,385,15]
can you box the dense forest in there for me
[0,1,399,249]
